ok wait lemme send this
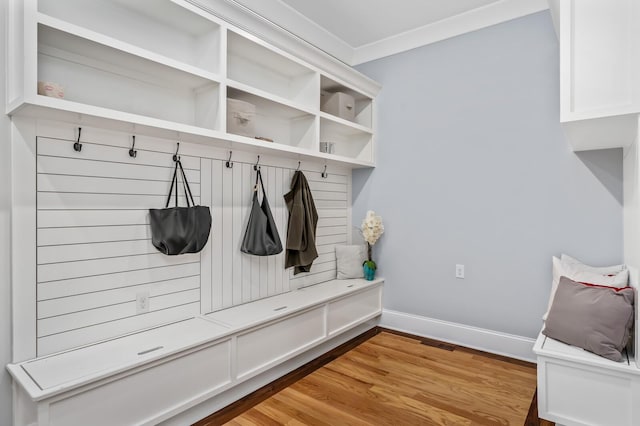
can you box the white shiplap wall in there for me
[34,129,349,356]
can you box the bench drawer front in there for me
[544,361,633,426]
[236,307,325,379]
[327,287,381,336]
[49,340,232,426]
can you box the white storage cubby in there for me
[553,0,640,151]
[227,87,316,150]
[38,24,222,130]
[8,0,380,167]
[38,0,223,75]
[320,117,373,163]
[319,75,375,163]
[227,31,318,110]
[321,75,373,128]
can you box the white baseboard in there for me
[380,309,536,363]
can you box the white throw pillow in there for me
[335,245,367,279]
[543,256,629,320]
[560,253,626,274]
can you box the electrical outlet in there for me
[136,291,150,314]
[455,264,465,279]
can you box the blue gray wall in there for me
[354,11,623,339]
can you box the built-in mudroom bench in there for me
[534,333,640,426]
[5,0,384,424]
[8,278,383,426]
[533,271,640,426]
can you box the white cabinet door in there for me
[560,0,640,120]
[557,0,640,150]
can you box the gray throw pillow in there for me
[335,245,367,279]
[543,276,634,362]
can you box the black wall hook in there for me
[253,155,260,171]
[129,135,137,158]
[296,161,301,171]
[73,127,83,152]
[226,151,233,168]
[321,165,328,178]
[173,142,180,162]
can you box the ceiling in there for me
[231,0,549,65]
[278,0,501,48]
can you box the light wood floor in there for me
[224,331,540,425]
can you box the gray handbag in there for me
[149,159,212,255]
[240,168,283,256]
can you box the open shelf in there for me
[321,75,373,128]
[228,31,318,110]
[38,0,222,75]
[320,117,373,164]
[227,87,316,150]
[10,0,379,169]
[38,24,221,130]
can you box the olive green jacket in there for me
[284,171,318,274]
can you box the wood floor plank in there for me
[222,331,542,425]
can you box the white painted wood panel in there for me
[38,303,201,355]
[38,174,201,196]
[38,239,158,264]
[34,130,350,355]
[38,209,149,228]
[37,155,200,183]
[38,276,200,318]
[36,135,204,356]
[199,158,213,314]
[37,263,200,301]
[235,307,325,379]
[46,340,231,426]
[38,289,200,337]
[210,160,224,311]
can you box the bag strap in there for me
[164,159,196,208]
[165,161,179,208]
[177,160,196,207]
[254,168,266,196]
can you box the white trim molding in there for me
[191,0,548,68]
[352,0,549,65]
[218,0,354,64]
[380,309,537,363]
[188,0,380,97]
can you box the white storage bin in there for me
[321,92,355,121]
[227,98,256,137]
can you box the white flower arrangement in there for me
[360,210,384,269]
[361,210,384,246]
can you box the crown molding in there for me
[225,0,354,64]
[188,0,381,97]
[352,0,549,65]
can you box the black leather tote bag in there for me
[149,159,211,255]
[241,168,283,256]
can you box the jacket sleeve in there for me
[286,181,305,251]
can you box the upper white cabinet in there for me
[7,0,380,167]
[555,0,640,151]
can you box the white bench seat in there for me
[7,278,384,426]
[533,332,640,426]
